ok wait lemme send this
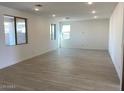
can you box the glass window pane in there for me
[51,25,54,40]
[16,18,27,44]
[4,16,16,45]
[62,24,70,39]
[62,25,70,33]
[50,24,56,40]
[62,32,70,39]
[50,24,53,40]
[53,24,56,40]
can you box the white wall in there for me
[61,19,109,50]
[109,3,124,81]
[0,5,58,69]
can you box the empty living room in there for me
[0,0,124,92]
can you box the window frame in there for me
[4,14,28,45]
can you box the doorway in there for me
[59,22,71,48]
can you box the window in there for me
[4,16,16,45]
[62,24,70,39]
[16,17,27,44]
[4,15,28,45]
[50,24,56,40]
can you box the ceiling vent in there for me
[35,4,43,7]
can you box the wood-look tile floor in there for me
[0,48,120,91]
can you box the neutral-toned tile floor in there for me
[0,48,120,91]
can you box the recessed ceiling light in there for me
[34,8,39,11]
[52,14,56,17]
[34,4,42,11]
[88,2,93,5]
[94,16,98,19]
[92,10,96,14]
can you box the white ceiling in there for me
[0,2,117,21]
